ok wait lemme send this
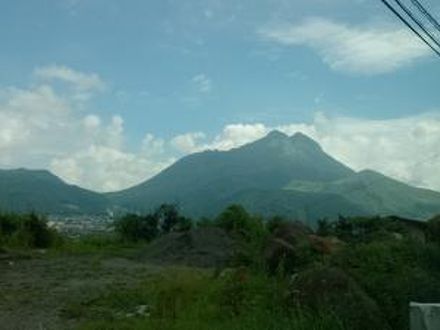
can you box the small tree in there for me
[115,214,159,242]
[15,213,56,248]
[216,205,252,233]
[156,204,180,234]
[317,218,332,236]
[266,215,289,233]
[427,215,440,244]
[173,216,193,232]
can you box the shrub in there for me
[264,222,314,275]
[316,218,331,236]
[289,265,388,330]
[18,213,57,248]
[215,205,266,240]
[155,204,193,233]
[196,217,215,228]
[214,206,269,270]
[331,239,440,329]
[114,214,159,242]
[0,212,59,248]
[266,215,290,233]
[427,215,440,244]
[115,204,193,242]
[173,216,193,232]
[155,204,180,234]
[0,213,20,237]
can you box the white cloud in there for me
[0,85,73,163]
[34,65,106,95]
[50,144,173,192]
[83,114,101,129]
[47,117,174,192]
[2,66,440,193]
[260,17,432,74]
[170,113,440,191]
[192,74,212,93]
[209,124,268,150]
[142,134,166,157]
[0,66,173,192]
[170,125,268,154]
[171,132,206,153]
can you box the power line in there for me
[393,0,440,51]
[410,0,440,33]
[381,0,440,58]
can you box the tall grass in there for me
[65,268,345,330]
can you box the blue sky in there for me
[0,0,440,191]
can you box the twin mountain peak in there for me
[1,131,439,223]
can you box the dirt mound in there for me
[308,235,344,255]
[290,266,389,330]
[140,227,235,268]
[264,222,313,273]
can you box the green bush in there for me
[427,215,440,244]
[331,238,440,329]
[266,215,290,233]
[114,204,193,242]
[195,217,216,228]
[290,265,388,330]
[0,212,60,248]
[216,205,266,240]
[214,205,270,270]
[114,214,159,242]
[0,213,20,237]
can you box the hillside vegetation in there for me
[1,207,440,329]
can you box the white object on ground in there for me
[410,302,440,330]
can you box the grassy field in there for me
[2,210,440,330]
[0,244,344,330]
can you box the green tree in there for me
[266,215,289,233]
[155,204,180,234]
[427,215,440,244]
[115,214,159,242]
[216,205,253,234]
[316,218,331,236]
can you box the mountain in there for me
[108,131,440,223]
[2,132,440,222]
[285,170,440,220]
[108,131,355,218]
[0,169,109,214]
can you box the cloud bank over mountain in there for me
[0,66,439,192]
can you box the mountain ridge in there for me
[0,168,109,214]
[106,131,440,223]
[1,131,440,223]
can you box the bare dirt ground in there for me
[0,251,160,330]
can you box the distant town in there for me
[48,214,115,237]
